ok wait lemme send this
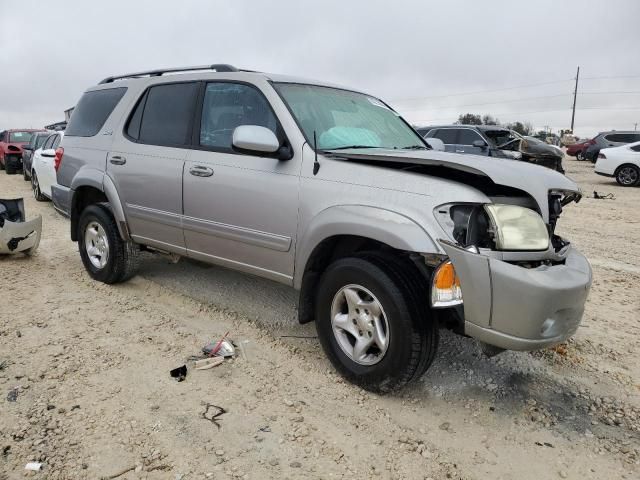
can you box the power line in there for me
[390,79,573,102]
[581,75,640,80]
[398,93,572,112]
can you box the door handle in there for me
[110,155,126,165]
[189,165,214,177]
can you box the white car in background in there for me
[31,131,64,201]
[595,140,640,187]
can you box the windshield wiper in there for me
[402,145,429,150]
[324,145,382,151]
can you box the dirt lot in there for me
[1,156,639,480]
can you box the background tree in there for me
[507,121,534,136]
[481,114,500,125]
[455,113,482,125]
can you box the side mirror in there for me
[424,138,445,151]
[41,149,56,158]
[232,125,280,154]
[473,139,487,148]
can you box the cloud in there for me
[1,0,638,136]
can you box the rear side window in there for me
[42,135,55,150]
[631,144,640,152]
[432,128,458,144]
[604,133,629,143]
[127,82,199,146]
[52,135,62,149]
[66,87,127,137]
[458,129,484,145]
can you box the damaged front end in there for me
[432,191,592,352]
[0,198,42,255]
[494,136,565,173]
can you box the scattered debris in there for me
[25,462,43,471]
[259,426,271,433]
[195,357,224,370]
[201,403,226,429]
[170,365,187,382]
[0,198,42,255]
[535,441,555,448]
[203,332,230,356]
[7,387,18,402]
[99,465,135,480]
[592,191,615,200]
[237,340,249,361]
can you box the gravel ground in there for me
[0,155,638,479]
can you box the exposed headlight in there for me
[500,150,522,160]
[484,204,549,251]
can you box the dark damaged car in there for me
[416,125,565,173]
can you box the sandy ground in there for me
[0,156,639,480]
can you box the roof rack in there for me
[99,64,240,84]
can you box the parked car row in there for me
[566,130,640,163]
[415,125,565,172]
[594,141,640,186]
[0,129,46,174]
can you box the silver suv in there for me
[52,64,592,392]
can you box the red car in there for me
[566,138,595,161]
[0,129,47,175]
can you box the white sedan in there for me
[31,131,64,201]
[595,140,640,187]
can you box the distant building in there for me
[45,106,74,131]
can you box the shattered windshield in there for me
[274,83,426,150]
[484,129,520,148]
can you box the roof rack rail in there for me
[99,64,240,84]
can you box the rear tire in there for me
[31,172,47,202]
[78,204,140,284]
[23,167,29,181]
[315,253,438,393]
[576,151,584,161]
[615,164,640,187]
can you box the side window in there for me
[132,82,199,146]
[65,87,127,137]
[52,135,61,149]
[199,82,279,150]
[621,133,640,143]
[604,134,625,143]
[458,129,484,145]
[432,128,458,145]
[630,144,640,152]
[42,135,55,150]
[0,131,6,142]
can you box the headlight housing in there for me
[484,204,549,251]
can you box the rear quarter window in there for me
[65,87,127,137]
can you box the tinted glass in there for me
[416,127,432,137]
[200,83,278,149]
[433,129,458,144]
[35,133,49,149]
[604,134,627,143]
[138,82,198,146]
[66,87,127,137]
[458,129,483,145]
[622,133,640,143]
[42,135,55,150]
[126,91,147,140]
[52,135,61,149]
[9,131,33,143]
[630,144,640,152]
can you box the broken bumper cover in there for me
[440,241,592,351]
[0,198,42,254]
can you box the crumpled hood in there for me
[326,148,581,222]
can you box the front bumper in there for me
[4,155,23,170]
[440,241,592,351]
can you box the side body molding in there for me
[294,205,439,289]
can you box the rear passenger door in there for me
[456,128,488,156]
[109,81,200,254]
[182,82,300,284]
[427,128,458,152]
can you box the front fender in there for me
[294,205,438,289]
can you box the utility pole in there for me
[570,66,579,132]
[635,122,638,131]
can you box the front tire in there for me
[576,151,585,161]
[315,253,438,393]
[615,164,640,187]
[78,204,140,284]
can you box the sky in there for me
[1,0,639,138]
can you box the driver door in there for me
[183,82,301,284]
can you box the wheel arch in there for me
[295,205,440,324]
[70,175,129,241]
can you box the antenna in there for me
[313,131,320,175]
